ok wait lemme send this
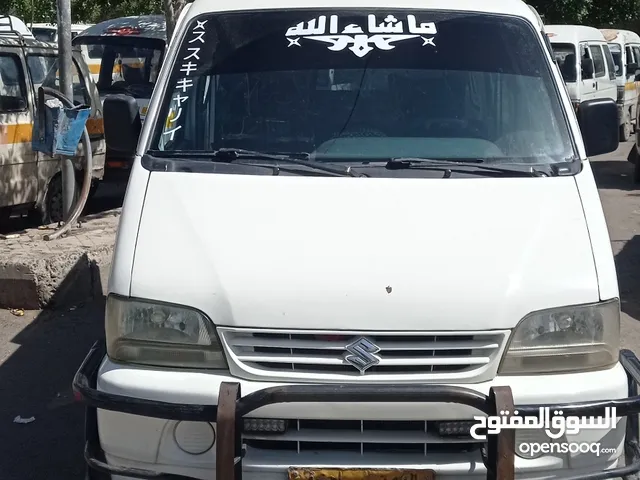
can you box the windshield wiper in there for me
[386,158,551,177]
[211,148,367,177]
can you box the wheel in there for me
[634,154,640,184]
[40,174,80,225]
[87,180,100,202]
[621,115,632,142]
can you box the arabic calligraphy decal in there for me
[285,13,437,58]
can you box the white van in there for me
[73,1,640,479]
[29,23,93,43]
[601,29,640,141]
[546,25,619,128]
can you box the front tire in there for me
[39,174,80,225]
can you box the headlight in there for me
[105,294,227,369]
[499,299,619,375]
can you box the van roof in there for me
[0,15,35,38]
[545,24,607,44]
[600,28,640,45]
[185,0,540,25]
[30,23,93,32]
[73,15,166,42]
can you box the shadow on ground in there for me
[591,148,638,191]
[0,260,105,480]
[616,235,640,321]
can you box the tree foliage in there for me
[3,0,640,41]
[529,0,640,27]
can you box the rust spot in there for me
[386,286,392,294]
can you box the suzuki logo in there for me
[344,337,381,374]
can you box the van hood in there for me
[130,172,599,331]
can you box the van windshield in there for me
[153,10,575,166]
[32,27,56,42]
[75,38,164,99]
[551,43,577,82]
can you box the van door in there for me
[589,43,617,101]
[26,52,100,184]
[580,42,597,101]
[0,51,36,210]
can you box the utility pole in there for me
[56,0,75,222]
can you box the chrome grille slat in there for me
[230,337,499,350]
[219,328,507,380]
[235,353,491,366]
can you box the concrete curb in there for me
[0,245,113,310]
[0,208,119,311]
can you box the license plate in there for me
[287,468,436,480]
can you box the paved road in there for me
[0,148,640,479]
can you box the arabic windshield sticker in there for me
[285,13,437,58]
[162,19,208,142]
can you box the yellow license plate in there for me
[287,468,436,480]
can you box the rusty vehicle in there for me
[0,15,106,224]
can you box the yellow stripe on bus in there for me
[0,119,103,146]
[88,62,145,75]
[0,123,32,145]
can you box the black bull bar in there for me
[74,340,640,480]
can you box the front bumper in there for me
[74,341,640,480]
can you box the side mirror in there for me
[103,94,141,156]
[577,98,619,157]
[582,58,594,78]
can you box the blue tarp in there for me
[32,100,90,157]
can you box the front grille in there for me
[243,419,483,456]
[219,328,505,379]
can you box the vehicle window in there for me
[32,28,56,43]
[551,43,576,82]
[27,54,91,106]
[609,43,623,76]
[589,45,606,78]
[633,46,640,69]
[154,10,575,167]
[87,44,105,59]
[0,54,27,112]
[602,44,616,80]
[76,41,163,99]
[627,46,635,68]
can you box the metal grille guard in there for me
[73,340,640,480]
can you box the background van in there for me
[601,29,640,140]
[546,25,618,122]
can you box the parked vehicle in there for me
[546,25,618,118]
[601,29,640,141]
[74,1,640,479]
[72,15,166,182]
[0,15,34,39]
[0,15,106,224]
[29,23,93,43]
